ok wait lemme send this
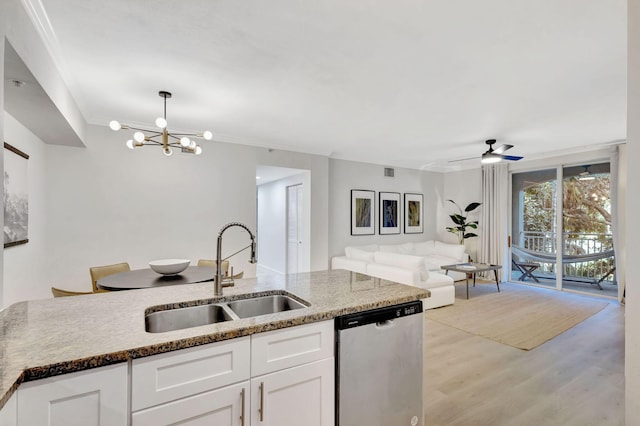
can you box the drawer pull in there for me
[240,388,245,426]
[259,381,265,421]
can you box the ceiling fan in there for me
[449,139,524,164]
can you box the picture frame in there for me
[379,192,401,235]
[351,190,375,235]
[404,193,423,234]
[4,142,30,248]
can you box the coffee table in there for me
[441,263,502,299]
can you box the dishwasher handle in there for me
[336,300,422,330]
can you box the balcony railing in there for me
[517,232,615,283]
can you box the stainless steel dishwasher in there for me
[335,300,424,426]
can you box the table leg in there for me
[473,273,476,287]
[494,270,500,293]
[466,276,469,299]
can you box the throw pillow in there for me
[349,248,376,262]
[413,240,435,256]
[374,251,429,280]
[345,244,378,258]
[379,243,414,254]
[434,241,466,261]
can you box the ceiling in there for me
[20,0,627,170]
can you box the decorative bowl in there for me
[149,259,190,275]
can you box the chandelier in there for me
[109,91,212,156]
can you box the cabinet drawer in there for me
[132,381,249,426]
[132,337,250,411]
[251,320,334,376]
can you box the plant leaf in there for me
[464,202,481,212]
[463,232,478,239]
[450,214,465,225]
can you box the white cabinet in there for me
[132,381,249,426]
[132,321,334,426]
[250,321,335,426]
[131,337,250,426]
[131,337,250,411]
[251,320,334,376]
[251,357,334,426]
[17,363,127,426]
[0,391,17,426]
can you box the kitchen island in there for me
[0,269,428,415]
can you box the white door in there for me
[250,357,334,426]
[287,184,303,274]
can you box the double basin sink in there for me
[145,293,308,333]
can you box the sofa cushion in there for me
[434,241,466,261]
[379,242,414,255]
[349,248,376,263]
[345,244,378,259]
[373,251,429,280]
[331,256,369,274]
[413,240,435,256]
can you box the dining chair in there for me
[51,287,93,297]
[89,262,131,293]
[197,259,230,276]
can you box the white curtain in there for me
[610,145,626,303]
[478,163,509,281]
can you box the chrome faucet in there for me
[214,222,257,296]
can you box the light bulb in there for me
[155,117,167,129]
[163,147,173,156]
[134,132,145,143]
[189,140,197,149]
[481,155,501,164]
[126,139,135,149]
[195,146,202,155]
[180,137,191,147]
[109,120,121,131]
[202,130,213,140]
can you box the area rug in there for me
[425,282,609,350]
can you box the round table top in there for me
[97,266,216,290]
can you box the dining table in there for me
[97,266,217,291]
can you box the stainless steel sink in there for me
[145,303,235,333]
[226,294,307,319]
[145,293,309,333]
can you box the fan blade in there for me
[493,144,513,154]
[448,156,478,163]
[502,155,523,161]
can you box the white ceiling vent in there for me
[384,167,395,177]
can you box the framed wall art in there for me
[351,190,375,235]
[379,192,400,235]
[4,142,30,248]
[404,193,423,234]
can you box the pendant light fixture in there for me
[109,91,212,156]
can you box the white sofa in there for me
[331,241,469,310]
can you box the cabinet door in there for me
[0,391,17,426]
[251,320,333,376]
[251,357,334,426]
[17,363,127,426]
[132,337,250,411]
[132,381,249,426]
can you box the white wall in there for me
[32,124,329,294]
[257,171,311,274]
[627,0,640,422]
[3,112,49,304]
[439,168,483,259]
[328,159,443,258]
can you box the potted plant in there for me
[446,200,481,245]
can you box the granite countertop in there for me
[0,269,428,409]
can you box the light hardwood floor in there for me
[423,282,624,426]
